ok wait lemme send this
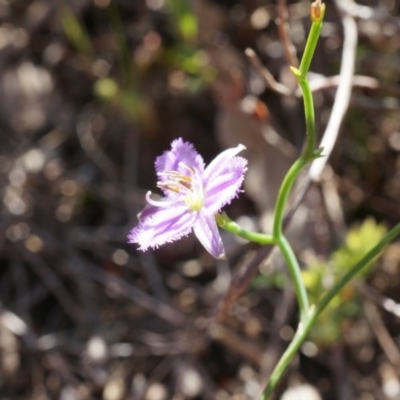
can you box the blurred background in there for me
[0,0,400,399]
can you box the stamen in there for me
[178,180,192,189]
[145,191,178,207]
[158,171,192,182]
[157,183,181,193]
[179,163,195,175]
[156,164,201,201]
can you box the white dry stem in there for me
[309,9,358,181]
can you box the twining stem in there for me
[260,222,400,399]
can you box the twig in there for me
[214,245,274,322]
[320,167,346,244]
[17,245,85,324]
[335,0,374,19]
[359,284,400,319]
[309,6,358,181]
[209,323,264,366]
[81,257,185,326]
[245,48,292,96]
[247,46,377,99]
[298,74,378,94]
[77,109,119,182]
[277,0,299,68]
[363,300,400,369]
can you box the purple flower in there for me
[128,138,247,259]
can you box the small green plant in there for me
[129,1,400,398]
[303,218,387,346]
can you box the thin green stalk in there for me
[299,3,325,77]
[277,235,309,319]
[272,157,310,322]
[260,222,400,399]
[273,3,325,238]
[272,158,307,238]
[223,224,275,246]
[292,73,316,159]
[267,3,326,325]
[217,215,275,245]
[290,2,325,160]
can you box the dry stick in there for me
[245,48,292,96]
[215,3,359,323]
[77,109,119,182]
[214,245,274,322]
[302,74,378,94]
[209,323,264,366]
[335,0,374,19]
[309,9,358,181]
[18,246,85,324]
[363,300,400,369]
[84,257,185,326]
[0,303,79,389]
[277,0,299,68]
[246,48,377,97]
[359,284,400,320]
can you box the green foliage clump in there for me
[303,218,387,346]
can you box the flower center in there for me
[157,164,204,211]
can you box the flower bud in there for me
[310,0,325,22]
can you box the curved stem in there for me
[277,235,309,319]
[272,159,310,322]
[260,222,400,399]
[217,214,275,246]
[272,158,307,238]
[296,75,316,159]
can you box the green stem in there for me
[260,222,400,399]
[272,158,307,238]
[299,6,325,78]
[266,7,325,323]
[272,4,325,238]
[295,75,316,159]
[277,235,309,319]
[218,217,275,246]
[290,3,324,160]
[272,158,310,321]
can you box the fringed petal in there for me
[204,156,247,214]
[129,205,196,251]
[193,213,225,259]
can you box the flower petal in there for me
[193,213,225,259]
[137,203,159,222]
[203,144,246,183]
[155,138,205,178]
[129,204,196,251]
[204,156,247,214]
